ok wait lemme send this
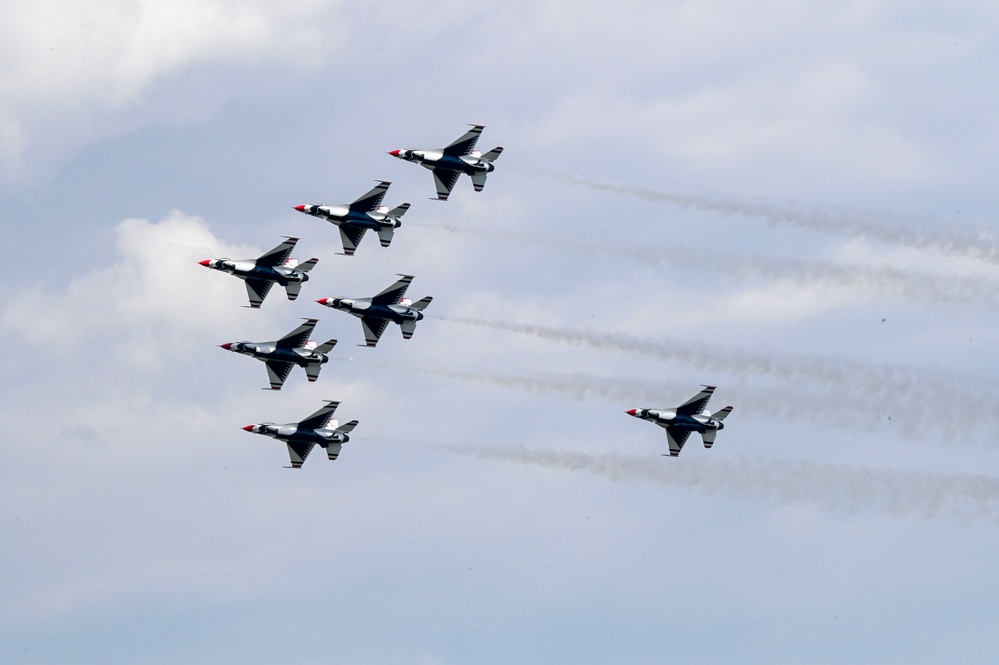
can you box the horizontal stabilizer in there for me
[297,258,319,272]
[335,419,359,435]
[481,146,503,162]
[387,202,410,217]
[400,319,417,339]
[470,172,488,192]
[409,296,433,312]
[712,406,734,421]
[701,430,717,449]
[376,226,395,247]
[315,338,337,354]
[285,282,302,301]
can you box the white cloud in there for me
[0,0,338,186]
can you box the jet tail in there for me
[297,258,319,273]
[387,202,410,217]
[481,146,503,162]
[377,226,396,247]
[701,430,718,449]
[285,282,302,300]
[409,296,433,312]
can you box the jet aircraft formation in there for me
[199,125,501,467]
[200,123,731,465]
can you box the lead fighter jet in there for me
[626,386,733,457]
[199,236,318,308]
[243,400,358,469]
[316,274,432,347]
[220,318,337,390]
[388,124,503,200]
[293,181,410,255]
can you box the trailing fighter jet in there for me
[293,181,410,255]
[244,400,358,469]
[316,274,432,347]
[625,386,733,457]
[220,318,337,390]
[199,236,318,308]
[388,124,502,200]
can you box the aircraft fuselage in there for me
[225,343,328,367]
[327,299,424,324]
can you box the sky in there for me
[3,1,999,663]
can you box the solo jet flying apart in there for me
[199,236,318,308]
[626,385,733,457]
[243,400,358,469]
[220,318,337,390]
[293,181,410,255]
[388,124,502,200]
[316,274,432,347]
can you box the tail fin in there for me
[297,258,319,273]
[409,296,433,312]
[701,430,718,449]
[315,338,337,354]
[712,406,734,421]
[481,146,503,162]
[387,202,410,217]
[377,226,396,247]
[285,282,302,301]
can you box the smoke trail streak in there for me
[411,220,999,310]
[394,439,999,522]
[346,358,980,440]
[436,317,999,430]
[517,168,999,265]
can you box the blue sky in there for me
[3,1,999,663]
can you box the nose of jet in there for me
[220,343,232,350]
[625,409,638,416]
[293,205,306,212]
[199,259,211,267]
[388,149,401,157]
[242,425,255,432]
[316,298,329,305]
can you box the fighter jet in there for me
[220,318,337,390]
[199,236,318,308]
[293,181,410,255]
[388,124,503,200]
[243,400,358,469]
[316,274,432,347]
[626,386,733,457]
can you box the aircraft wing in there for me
[664,429,691,457]
[348,181,391,213]
[276,318,318,349]
[360,316,390,347]
[265,360,294,390]
[371,275,413,306]
[338,225,367,255]
[432,168,461,200]
[442,125,484,157]
[245,278,274,308]
[298,401,339,430]
[256,237,298,268]
[286,441,316,468]
[676,385,715,416]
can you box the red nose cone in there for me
[293,205,306,212]
[199,259,211,266]
[388,149,401,156]
[316,298,329,305]
[242,425,255,432]
[220,343,232,350]
[626,409,638,416]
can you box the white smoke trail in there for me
[400,440,999,522]
[411,220,999,310]
[517,169,999,265]
[345,358,975,440]
[435,317,999,431]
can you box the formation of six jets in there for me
[200,124,732,466]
